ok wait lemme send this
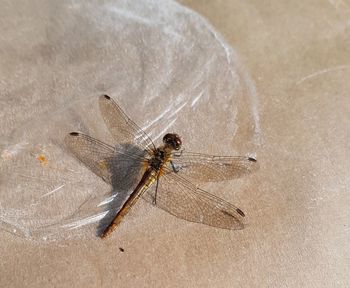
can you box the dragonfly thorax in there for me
[149,148,168,170]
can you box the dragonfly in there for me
[65,95,258,238]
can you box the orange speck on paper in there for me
[37,154,48,165]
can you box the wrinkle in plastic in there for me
[0,0,261,241]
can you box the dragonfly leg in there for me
[153,177,160,205]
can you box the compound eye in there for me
[163,133,172,145]
[163,133,182,150]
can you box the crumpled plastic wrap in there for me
[0,0,261,241]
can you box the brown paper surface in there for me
[1,1,349,287]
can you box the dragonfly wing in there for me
[99,95,155,151]
[169,151,259,183]
[144,168,245,229]
[65,132,146,186]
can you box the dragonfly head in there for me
[163,133,182,151]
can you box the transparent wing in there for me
[64,132,147,186]
[144,167,245,229]
[169,151,259,184]
[99,95,155,151]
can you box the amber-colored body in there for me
[100,139,178,239]
[100,168,155,238]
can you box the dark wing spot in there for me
[221,208,245,218]
[236,208,245,217]
[248,157,257,162]
[119,247,125,252]
[103,94,111,100]
[69,132,80,136]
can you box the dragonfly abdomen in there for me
[100,168,157,238]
